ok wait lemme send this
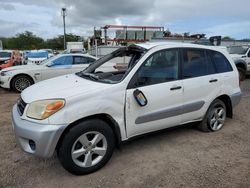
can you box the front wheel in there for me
[198,99,226,132]
[58,119,115,175]
[11,75,33,92]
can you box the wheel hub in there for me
[71,131,107,168]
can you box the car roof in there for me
[135,42,223,51]
[59,53,98,59]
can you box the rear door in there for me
[181,48,220,123]
[207,50,235,95]
[70,56,96,73]
[125,48,183,138]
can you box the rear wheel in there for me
[11,75,33,92]
[198,99,226,132]
[58,119,115,175]
[237,67,246,81]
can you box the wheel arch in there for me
[234,60,247,70]
[56,113,122,151]
[10,73,35,90]
[216,94,233,118]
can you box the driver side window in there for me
[52,56,73,66]
[130,49,179,88]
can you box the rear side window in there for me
[208,50,233,73]
[73,56,88,64]
[73,56,96,64]
[88,57,96,63]
[182,48,215,78]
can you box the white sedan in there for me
[0,53,98,92]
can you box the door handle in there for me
[209,79,218,83]
[170,86,182,90]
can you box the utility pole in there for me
[61,8,67,50]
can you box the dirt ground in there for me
[0,79,249,188]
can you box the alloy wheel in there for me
[71,131,107,168]
[209,106,226,131]
[15,77,31,92]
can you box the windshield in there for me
[38,55,58,65]
[76,45,147,84]
[0,52,11,58]
[227,46,249,55]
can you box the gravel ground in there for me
[0,78,249,188]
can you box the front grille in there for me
[17,98,27,116]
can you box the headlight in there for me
[26,99,65,120]
[0,71,12,76]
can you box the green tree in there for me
[1,31,45,50]
[1,31,84,50]
[46,33,82,50]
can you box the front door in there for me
[125,48,183,138]
[43,55,73,80]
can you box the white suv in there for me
[227,45,250,80]
[12,42,241,175]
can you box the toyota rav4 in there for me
[12,42,241,175]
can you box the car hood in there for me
[229,54,245,59]
[0,57,10,61]
[21,74,112,103]
[1,64,43,72]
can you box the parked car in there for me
[0,50,22,70]
[0,53,97,92]
[40,49,54,58]
[12,42,241,175]
[227,45,250,81]
[25,50,49,65]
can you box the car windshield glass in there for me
[39,55,58,65]
[227,46,249,54]
[76,45,147,84]
[0,52,11,58]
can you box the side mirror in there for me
[133,89,148,106]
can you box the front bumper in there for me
[0,75,11,89]
[12,104,67,158]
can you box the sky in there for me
[0,0,249,39]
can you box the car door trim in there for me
[135,100,205,124]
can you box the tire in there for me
[198,99,226,132]
[58,119,115,175]
[11,75,33,92]
[237,67,246,81]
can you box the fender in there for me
[234,59,247,70]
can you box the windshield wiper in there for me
[78,72,100,81]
